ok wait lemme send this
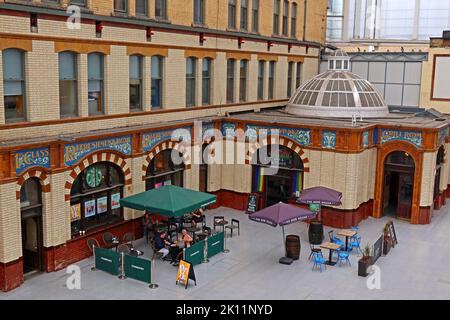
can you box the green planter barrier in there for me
[94,247,120,276]
[124,254,151,284]
[207,232,225,259]
[184,240,205,266]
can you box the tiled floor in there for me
[2,204,450,300]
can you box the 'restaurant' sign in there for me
[380,129,422,148]
[63,135,132,166]
[14,147,51,175]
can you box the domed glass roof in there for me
[286,50,389,118]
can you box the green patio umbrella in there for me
[119,185,217,217]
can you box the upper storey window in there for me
[252,0,259,32]
[87,53,104,115]
[194,0,206,25]
[155,0,168,20]
[114,0,128,14]
[3,48,26,122]
[136,0,148,16]
[228,0,237,29]
[273,0,280,34]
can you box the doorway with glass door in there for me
[383,151,415,221]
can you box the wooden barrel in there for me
[308,222,324,245]
[285,235,300,260]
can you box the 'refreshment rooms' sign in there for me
[380,129,422,148]
[63,135,132,166]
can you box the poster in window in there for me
[70,203,81,222]
[164,180,172,186]
[111,193,121,209]
[97,196,108,214]
[155,182,163,188]
[84,199,96,218]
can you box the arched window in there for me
[70,162,124,235]
[145,149,185,190]
[3,48,26,122]
[59,51,78,117]
[20,178,42,212]
[385,151,415,168]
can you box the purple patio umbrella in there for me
[249,202,315,259]
[296,186,342,221]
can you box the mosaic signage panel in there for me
[245,125,311,146]
[14,147,50,175]
[64,136,132,166]
[142,127,192,152]
[202,122,216,140]
[322,131,336,149]
[362,131,369,148]
[380,129,422,148]
[221,122,236,138]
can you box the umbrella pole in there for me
[282,226,286,257]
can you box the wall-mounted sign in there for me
[322,131,336,149]
[362,131,369,148]
[245,125,311,146]
[438,127,449,146]
[14,147,50,175]
[202,122,216,140]
[221,122,236,138]
[64,135,132,166]
[380,129,422,148]
[111,193,121,210]
[142,127,192,152]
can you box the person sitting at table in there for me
[154,231,170,259]
[181,228,193,247]
[191,208,204,227]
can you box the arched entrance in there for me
[383,151,415,220]
[434,146,445,205]
[69,162,124,236]
[20,178,44,275]
[145,149,185,190]
[252,145,304,207]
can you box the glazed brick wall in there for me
[105,45,129,115]
[420,151,437,207]
[0,182,21,263]
[0,50,3,124]
[0,258,23,292]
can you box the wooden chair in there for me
[213,216,225,232]
[225,219,240,237]
[308,243,323,261]
[123,232,134,250]
[86,238,100,253]
[102,232,115,247]
[117,244,130,255]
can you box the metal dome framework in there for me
[286,52,390,118]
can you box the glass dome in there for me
[286,50,389,118]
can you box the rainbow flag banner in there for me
[292,171,303,194]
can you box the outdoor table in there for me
[320,242,341,266]
[186,226,201,237]
[215,220,228,233]
[337,229,357,251]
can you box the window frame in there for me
[2,48,27,122]
[252,0,259,32]
[194,0,206,25]
[268,61,276,100]
[287,61,294,97]
[202,58,212,106]
[257,60,265,100]
[291,2,297,38]
[228,0,237,29]
[226,59,236,103]
[239,59,248,102]
[240,0,248,30]
[155,0,168,20]
[186,57,197,107]
[135,0,148,17]
[87,52,105,116]
[151,55,164,109]
[114,0,128,14]
[129,54,143,112]
[282,0,289,36]
[273,0,280,35]
[59,51,78,118]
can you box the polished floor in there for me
[2,204,450,300]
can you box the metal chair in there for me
[225,219,240,237]
[336,250,351,267]
[213,216,225,232]
[117,244,130,255]
[308,243,323,261]
[86,238,100,253]
[312,252,326,272]
[328,230,334,242]
[102,232,115,246]
[123,232,134,250]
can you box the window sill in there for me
[153,17,171,24]
[192,23,208,29]
[70,218,127,242]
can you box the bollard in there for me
[118,252,126,280]
[203,237,210,263]
[149,256,159,289]
[91,244,97,271]
[223,231,230,253]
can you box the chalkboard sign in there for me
[246,193,259,214]
[372,235,383,264]
[176,260,196,289]
[388,221,398,246]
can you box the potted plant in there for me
[358,244,373,277]
[383,224,392,255]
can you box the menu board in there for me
[111,193,121,209]
[97,197,108,214]
[387,221,398,246]
[372,235,383,264]
[176,260,196,289]
[246,193,259,214]
[70,203,81,222]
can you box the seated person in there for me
[181,229,194,248]
[153,231,170,258]
[191,208,204,227]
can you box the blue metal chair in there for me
[332,236,345,247]
[312,252,326,272]
[349,235,362,255]
[336,250,351,267]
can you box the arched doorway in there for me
[20,178,44,275]
[383,151,415,220]
[69,162,124,236]
[252,145,304,207]
[145,149,185,190]
[434,146,445,205]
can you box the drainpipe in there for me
[302,0,308,42]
